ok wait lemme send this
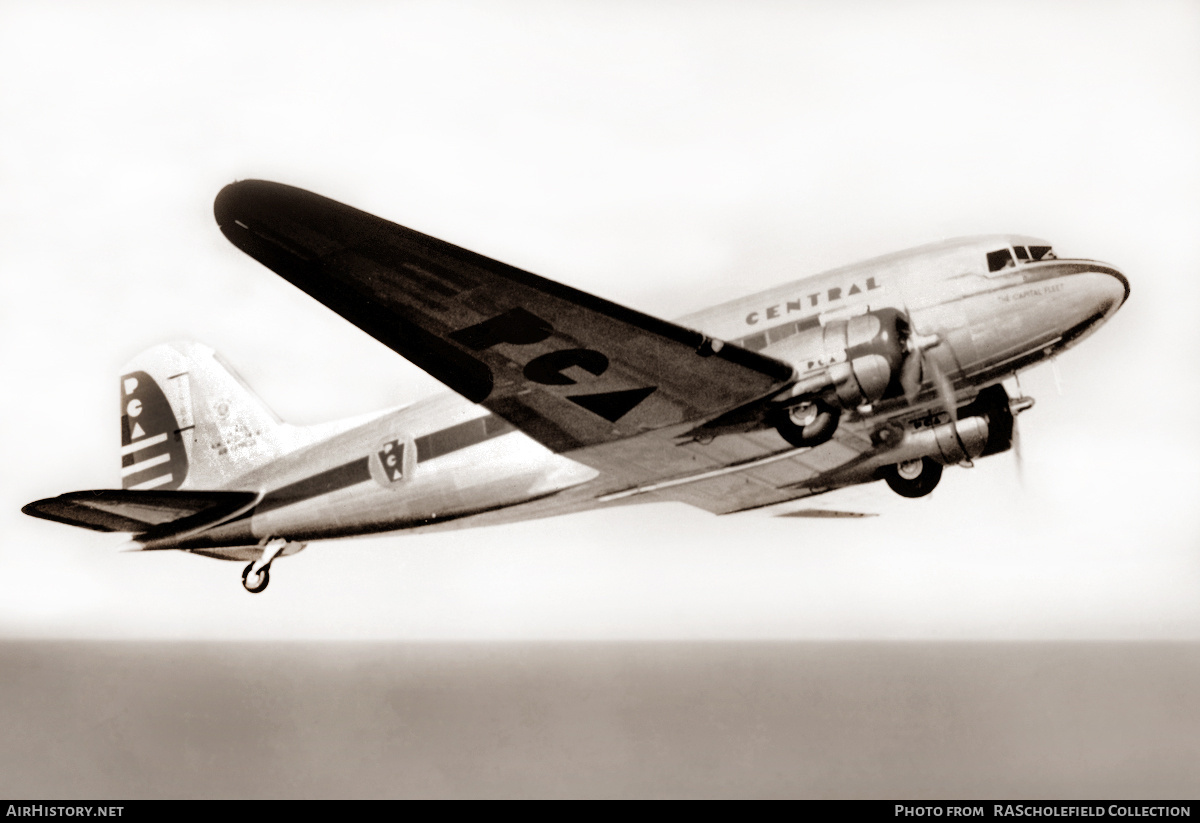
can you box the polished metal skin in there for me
[23,184,1128,593]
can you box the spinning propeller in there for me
[897,313,969,462]
[899,309,1036,476]
[1008,378,1036,482]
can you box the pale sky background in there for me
[1,0,1197,641]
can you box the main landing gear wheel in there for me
[772,400,840,448]
[242,562,270,594]
[883,457,943,498]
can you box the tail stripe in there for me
[120,432,168,456]
[129,473,174,491]
[121,452,171,478]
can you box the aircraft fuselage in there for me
[163,233,1127,554]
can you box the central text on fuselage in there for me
[745,278,881,326]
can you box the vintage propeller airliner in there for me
[24,181,1129,592]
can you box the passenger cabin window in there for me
[986,248,1015,273]
[743,333,767,352]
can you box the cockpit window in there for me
[988,245,1056,273]
[987,248,1015,273]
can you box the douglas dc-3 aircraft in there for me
[24,181,1129,592]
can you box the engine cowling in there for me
[874,384,1018,468]
[759,308,908,448]
[768,308,908,410]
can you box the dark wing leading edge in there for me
[214,181,795,453]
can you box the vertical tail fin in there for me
[120,342,286,490]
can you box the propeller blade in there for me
[900,350,924,403]
[1008,394,1034,486]
[899,305,943,406]
[928,357,972,466]
[1050,356,1064,396]
[1012,414,1024,485]
[927,357,957,425]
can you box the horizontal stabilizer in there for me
[23,489,259,539]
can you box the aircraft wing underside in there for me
[214,181,795,456]
[383,417,881,533]
[575,415,878,514]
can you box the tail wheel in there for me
[772,400,840,448]
[242,562,270,594]
[882,457,943,498]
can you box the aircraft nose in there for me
[1092,266,1130,319]
[1045,263,1129,351]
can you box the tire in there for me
[882,457,943,498]
[772,400,840,448]
[242,562,270,594]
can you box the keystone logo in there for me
[377,440,404,482]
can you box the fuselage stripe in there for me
[253,414,518,515]
[414,414,515,463]
[256,457,372,514]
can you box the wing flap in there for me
[215,180,795,453]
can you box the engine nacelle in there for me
[905,414,990,465]
[875,384,1017,467]
[769,308,907,410]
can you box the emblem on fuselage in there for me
[377,440,405,482]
